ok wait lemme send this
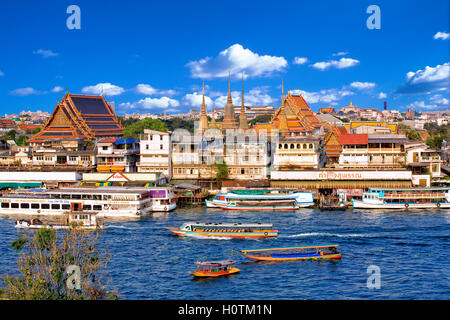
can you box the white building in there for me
[137,129,171,177]
[273,136,323,170]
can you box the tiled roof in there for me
[340,134,368,145]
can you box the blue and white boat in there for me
[206,191,314,210]
[353,188,450,209]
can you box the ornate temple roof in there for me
[29,93,123,143]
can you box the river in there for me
[0,207,448,299]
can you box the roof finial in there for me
[227,71,232,104]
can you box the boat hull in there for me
[353,200,450,209]
[218,204,312,210]
[191,267,240,277]
[166,227,278,238]
[241,253,342,261]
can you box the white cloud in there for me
[119,97,180,111]
[430,94,449,106]
[81,83,125,96]
[378,92,387,99]
[182,92,214,109]
[311,57,360,71]
[51,86,63,93]
[0,70,4,76]
[293,57,308,65]
[403,100,438,110]
[433,32,449,40]
[350,81,376,90]
[186,43,287,79]
[332,51,349,57]
[134,83,177,96]
[33,49,59,58]
[213,87,276,108]
[135,84,158,95]
[290,88,354,104]
[396,62,450,94]
[9,87,41,96]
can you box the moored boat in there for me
[167,222,278,238]
[239,245,341,261]
[206,191,314,211]
[353,188,450,209]
[0,186,176,218]
[190,260,240,277]
[15,211,103,230]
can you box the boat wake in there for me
[281,232,379,239]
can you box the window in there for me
[51,204,60,210]
[44,156,52,161]
[11,203,19,208]
[160,145,163,150]
[93,205,102,211]
[279,144,282,149]
[290,144,295,149]
[69,156,77,162]
[102,146,108,150]
[146,145,149,150]
[21,203,30,209]
[41,204,50,209]
[61,204,70,210]
[1,203,9,208]
[309,144,313,149]
[83,205,92,211]
[35,156,44,161]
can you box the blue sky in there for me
[0,0,448,115]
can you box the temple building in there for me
[253,85,322,137]
[323,125,348,166]
[28,92,124,150]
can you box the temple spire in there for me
[198,80,209,134]
[239,73,248,130]
[227,71,232,105]
[222,72,238,130]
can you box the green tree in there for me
[0,227,116,300]
[249,114,272,125]
[215,162,229,185]
[123,118,168,138]
[2,130,17,141]
[16,135,29,146]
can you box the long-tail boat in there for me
[190,260,240,277]
[166,222,278,238]
[239,245,341,261]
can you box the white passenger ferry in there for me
[0,186,176,218]
[353,188,450,209]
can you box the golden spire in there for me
[199,81,209,134]
[239,72,248,130]
[278,78,289,136]
[222,71,238,129]
[200,80,207,116]
[227,71,232,105]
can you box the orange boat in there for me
[190,260,240,277]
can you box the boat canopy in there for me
[195,260,236,266]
